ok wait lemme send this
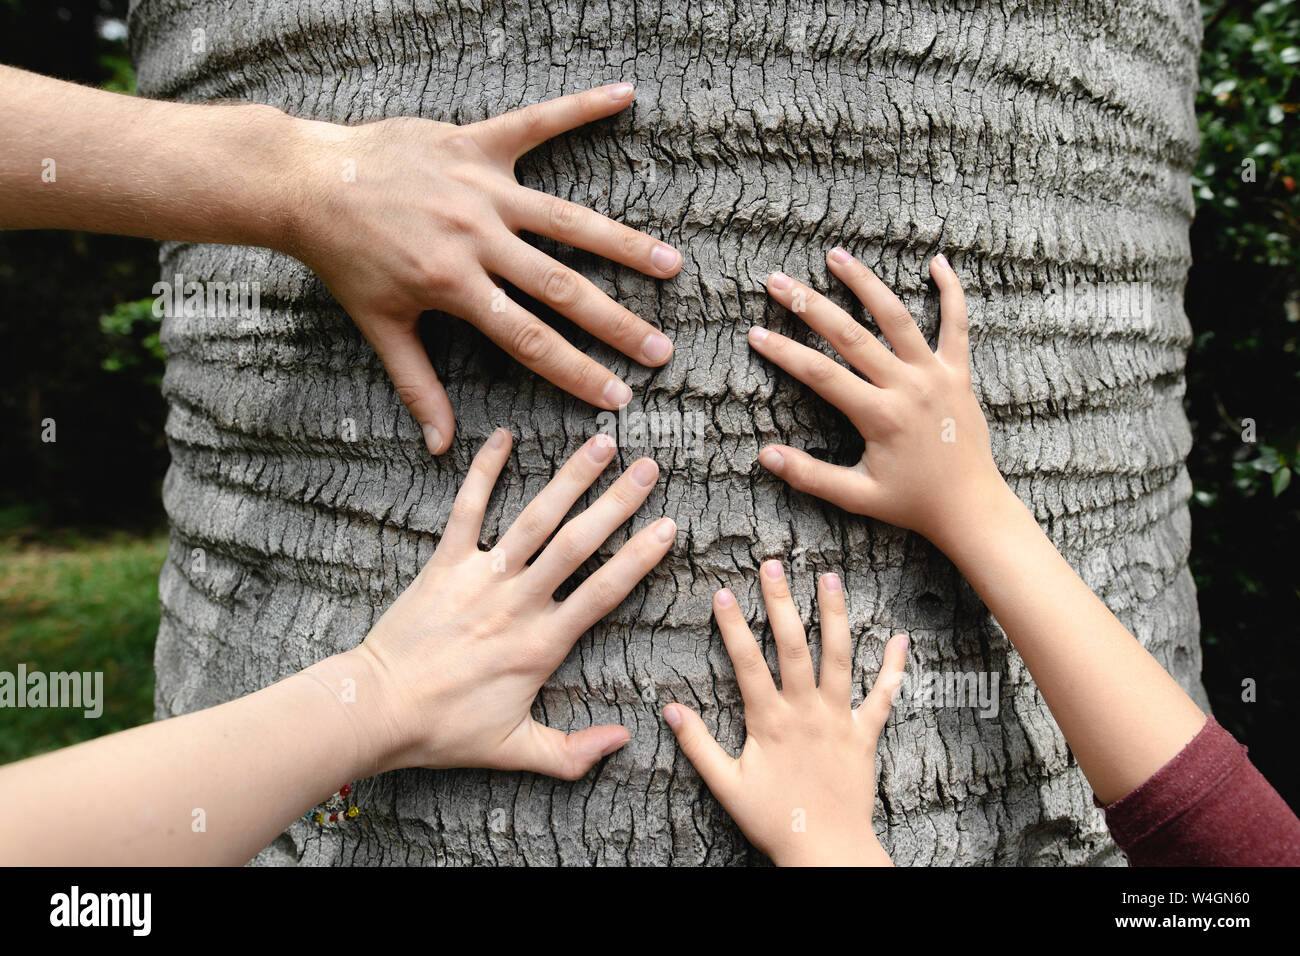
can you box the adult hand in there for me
[287,83,681,454]
[356,428,676,778]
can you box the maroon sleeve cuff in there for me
[1095,716,1300,866]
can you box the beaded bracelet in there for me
[304,782,362,825]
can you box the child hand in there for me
[289,83,681,454]
[354,428,676,779]
[662,561,907,866]
[750,249,1009,550]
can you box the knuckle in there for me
[735,650,769,679]
[467,456,497,484]
[827,648,853,672]
[513,105,548,144]
[514,508,552,544]
[393,384,424,408]
[439,205,479,235]
[418,265,457,299]
[558,762,586,782]
[620,228,645,260]
[835,317,870,350]
[874,400,905,434]
[790,458,819,494]
[568,358,606,396]
[908,377,939,406]
[609,478,645,511]
[542,266,582,307]
[605,307,641,346]
[448,497,480,528]
[802,355,840,387]
[585,575,624,612]
[883,305,914,329]
[440,130,481,160]
[510,321,552,364]
[553,526,592,566]
[547,197,583,235]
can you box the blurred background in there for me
[1,0,1297,810]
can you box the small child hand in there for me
[357,428,675,779]
[663,562,906,866]
[751,249,1009,549]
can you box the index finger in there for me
[474,83,637,162]
[463,275,633,410]
[505,186,682,279]
[827,248,933,364]
[712,587,779,709]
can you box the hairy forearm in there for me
[0,65,299,249]
[936,483,1206,804]
[0,649,399,865]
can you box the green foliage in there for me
[98,50,136,94]
[0,520,166,763]
[1195,0,1300,269]
[99,297,165,383]
[1187,0,1300,807]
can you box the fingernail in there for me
[663,705,683,729]
[829,247,851,264]
[606,82,635,100]
[654,517,677,542]
[933,254,950,272]
[587,432,617,462]
[769,271,792,290]
[631,458,659,487]
[487,428,508,449]
[747,326,769,346]
[758,447,785,472]
[603,378,633,407]
[891,634,910,654]
[423,425,443,454]
[822,572,842,592]
[599,731,631,757]
[715,587,735,607]
[641,331,672,363]
[650,244,680,272]
[763,559,784,580]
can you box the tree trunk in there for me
[130,0,1207,865]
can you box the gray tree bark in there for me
[130,0,1207,865]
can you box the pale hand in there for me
[285,84,681,454]
[664,562,906,866]
[750,250,1008,550]
[357,428,676,778]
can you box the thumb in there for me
[860,634,909,735]
[368,321,456,455]
[511,721,631,781]
[663,703,737,800]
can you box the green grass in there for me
[0,524,166,763]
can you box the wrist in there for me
[237,105,322,257]
[270,112,354,264]
[304,647,412,777]
[923,475,1027,557]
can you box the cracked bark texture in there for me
[129,0,1207,865]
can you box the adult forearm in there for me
[935,483,1206,804]
[0,648,398,865]
[0,65,299,249]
